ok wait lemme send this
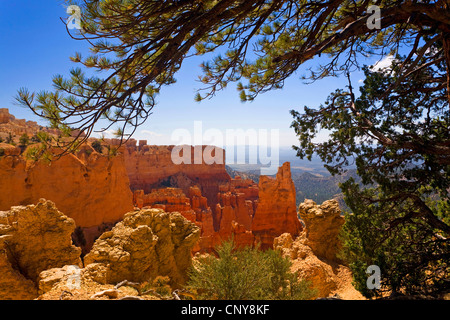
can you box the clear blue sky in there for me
[0,1,376,148]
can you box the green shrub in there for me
[6,132,14,144]
[91,139,103,153]
[187,239,316,300]
[24,146,41,161]
[19,133,29,146]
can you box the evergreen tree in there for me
[187,240,316,300]
[291,50,449,298]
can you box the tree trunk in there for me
[443,32,450,106]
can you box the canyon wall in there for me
[120,140,231,206]
[0,144,134,250]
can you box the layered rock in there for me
[298,199,345,262]
[84,208,200,286]
[120,141,231,206]
[252,162,302,249]
[0,200,81,299]
[0,144,134,250]
[133,188,192,213]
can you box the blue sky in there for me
[0,1,381,148]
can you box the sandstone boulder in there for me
[84,208,200,286]
[298,199,345,262]
[0,235,37,300]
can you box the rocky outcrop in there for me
[121,141,231,206]
[298,199,345,262]
[274,232,363,300]
[273,199,363,300]
[0,200,81,300]
[0,108,10,124]
[0,236,38,300]
[0,108,60,140]
[0,145,134,251]
[84,208,200,286]
[252,162,302,249]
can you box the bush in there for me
[187,240,316,300]
[6,132,14,144]
[19,133,29,146]
[91,139,103,153]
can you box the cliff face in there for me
[121,141,231,206]
[0,146,134,228]
[0,144,134,252]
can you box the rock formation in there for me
[84,208,200,286]
[120,141,231,206]
[273,199,363,299]
[0,236,38,300]
[0,200,81,299]
[252,162,302,249]
[298,199,345,262]
[130,156,302,252]
[0,144,134,251]
[274,232,363,299]
[0,108,60,140]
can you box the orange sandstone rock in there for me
[0,147,134,229]
[0,200,82,300]
[252,162,302,249]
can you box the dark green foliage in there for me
[6,132,14,144]
[19,133,29,146]
[292,50,449,298]
[91,139,103,153]
[339,184,449,298]
[187,240,316,300]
